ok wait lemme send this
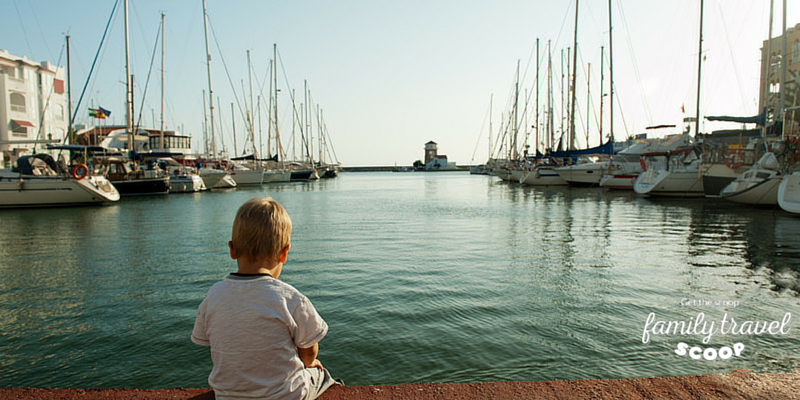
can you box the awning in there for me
[11,119,35,128]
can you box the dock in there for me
[4,370,799,399]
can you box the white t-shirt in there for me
[192,275,328,400]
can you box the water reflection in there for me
[0,173,798,388]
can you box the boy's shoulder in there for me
[209,275,309,302]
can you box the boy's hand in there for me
[308,359,324,370]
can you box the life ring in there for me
[72,164,89,180]
[725,150,744,169]
[640,157,647,172]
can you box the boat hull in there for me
[0,175,120,207]
[230,169,264,186]
[634,169,704,197]
[701,163,747,197]
[555,163,605,186]
[778,173,800,214]
[213,174,237,188]
[112,177,170,196]
[290,169,319,181]
[599,173,638,190]
[169,175,205,193]
[198,169,227,189]
[520,168,568,186]
[721,176,780,205]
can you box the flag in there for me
[88,107,111,119]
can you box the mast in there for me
[535,38,539,156]
[247,50,257,158]
[202,0,216,158]
[560,49,565,144]
[273,43,283,164]
[694,0,704,137]
[160,12,165,151]
[761,0,775,138]
[66,35,74,144]
[124,0,133,152]
[489,93,493,159]
[202,90,208,154]
[608,0,614,143]
[570,0,579,150]
[548,40,554,150]
[779,0,787,138]
[217,96,226,154]
[524,88,528,153]
[267,60,273,156]
[586,62,591,146]
[599,46,604,142]
[292,89,296,161]
[231,102,237,156]
[513,60,520,160]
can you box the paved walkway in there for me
[3,370,798,399]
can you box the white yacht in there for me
[600,134,692,190]
[519,163,568,186]
[0,154,120,207]
[229,162,265,186]
[720,152,782,205]
[158,158,206,193]
[633,147,705,197]
[778,171,800,214]
[197,167,229,189]
[555,157,608,186]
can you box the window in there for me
[10,93,26,113]
[15,65,24,80]
[792,41,800,63]
[54,79,65,94]
[11,124,26,138]
[56,105,65,121]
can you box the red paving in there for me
[2,370,799,399]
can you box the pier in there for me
[3,370,799,399]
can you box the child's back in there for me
[193,275,327,399]
[192,197,337,400]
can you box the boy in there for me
[192,197,338,400]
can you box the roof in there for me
[426,141,437,145]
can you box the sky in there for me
[2,0,798,166]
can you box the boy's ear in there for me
[277,244,290,263]
[228,241,237,260]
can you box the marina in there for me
[1,172,799,389]
[0,0,799,396]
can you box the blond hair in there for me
[231,197,292,262]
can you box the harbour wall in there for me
[4,370,799,399]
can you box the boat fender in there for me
[725,150,744,169]
[639,157,647,172]
[72,164,89,180]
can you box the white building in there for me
[423,140,457,170]
[0,49,68,168]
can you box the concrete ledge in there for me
[3,370,799,399]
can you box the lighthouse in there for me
[424,141,438,165]
[423,141,456,170]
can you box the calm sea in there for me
[0,172,798,388]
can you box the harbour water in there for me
[0,172,798,389]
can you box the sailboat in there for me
[633,140,705,196]
[95,0,171,196]
[600,132,692,190]
[633,0,706,197]
[0,153,119,207]
[778,170,800,213]
[720,151,783,205]
[719,0,794,206]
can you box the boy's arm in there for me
[297,343,323,370]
